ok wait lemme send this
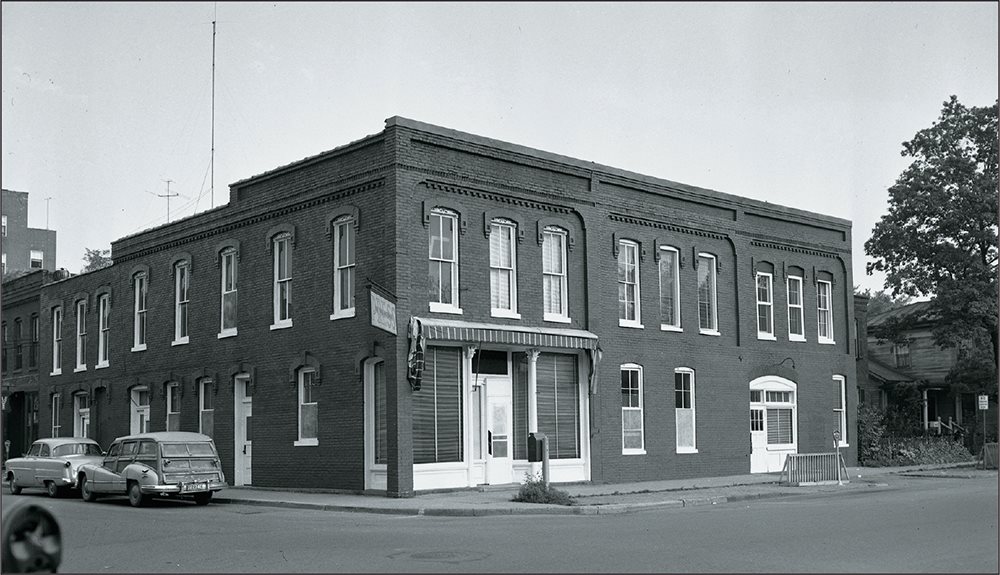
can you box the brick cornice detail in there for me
[421,179,574,215]
[608,212,727,240]
[747,237,842,258]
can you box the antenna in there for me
[147,180,182,223]
[43,197,52,229]
[211,2,217,209]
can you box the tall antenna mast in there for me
[44,197,53,230]
[158,180,179,222]
[211,3,217,209]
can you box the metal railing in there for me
[780,453,850,486]
[934,416,966,436]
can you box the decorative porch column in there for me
[527,348,540,475]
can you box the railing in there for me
[934,417,967,437]
[780,453,850,486]
[978,443,998,470]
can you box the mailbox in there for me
[527,432,547,463]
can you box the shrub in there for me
[858,403,888,465]
[862,436,974,467]
[512,473,574,505]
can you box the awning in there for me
[411,317,599,350]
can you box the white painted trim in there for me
[270,320,293,331]
[293,438,319,447]
[544,313,572,324]
[429,302,463,315]
[217,328,238,339]
[330,309,356,321]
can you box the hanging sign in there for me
[370,290,397,335]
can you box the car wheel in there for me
[127,482,147,508]
[2,501,63,573]
[6,475,21,495]
[80,477,98,502]
[45,481,62,498]
[193,492,213,506]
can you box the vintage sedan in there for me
[4,438,105,497]
[77,432,225,507]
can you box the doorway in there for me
[484,375,513,484]
[234,375,252,486]
[749,376,798,473]
[130,387,150,434]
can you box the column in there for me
[527,348,540,475]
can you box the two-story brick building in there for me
[27,117,857,496]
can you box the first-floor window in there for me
[621,364,644,453]
[199,380,215,436]
[675,369,696,453]
[834,375,847,446]
[371,360,387,465]
[166,383,180,431]
[536,353,580,459]
[413,347,462,464]
[51,394,61,437]
[765,390,795,445]
[296,369,319,445]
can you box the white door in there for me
[130,388,150,434]
[485,376,513,484]
[234,376,252,485]
[750,407,767,473]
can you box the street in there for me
[4,474,997,573]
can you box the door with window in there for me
[130,388,150,435]
[749,377,798,473]
[485,376,513,484]
[234,375,252,485]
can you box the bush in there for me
[862,436,974,467]
[858,403,888,465]
[511,473,574,505]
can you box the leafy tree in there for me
[854,287,912,318]
[865,96,998,394]
[81,248,112,273]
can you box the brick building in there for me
[1,189,57,277]
[26,117,857,496]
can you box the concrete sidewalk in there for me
[211,462,986,516]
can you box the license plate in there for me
[182,482,208,493]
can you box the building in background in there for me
[2,189,57,277]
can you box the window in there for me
[1,322,6,374]
[489,220,518,318]
[51,394,61,437]
[893,341,911,368]
[428,209,460,313]
[30,250,43,269]
[536,353,580,459]
[759,390,796,446]
[621,364,644,454]
[130,387,150,434]
[542,227,569,322]
[73,393,90,437]
[675,369,697,453]
[834,375,848,447]
[13,319,22,370]
[97,294,110,367]
[1,215,6,236]
[817,280,834,343]
[174,262,189,344]
[199,380,215,436]
[29,314,39,369]
[220,249,238,337]
[658,247,681,330]
[1,252,5,275]
[697,254,718,334]
[132,273,147,351]
[75,300,87,370]
[756,272,774,339]
[618,240,641,327]
[332,217,356,319]
[787,275,805,341]
[272,233,293,328]
[412,347,462,463]
[296,369,319,446]
[166,382,180,431]
[51,306,62,375]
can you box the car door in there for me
[33,444,53,485]
[18,442,42,487]
[111,441,138,493]
[91,442,121,492]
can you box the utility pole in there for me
[211,3,217,209]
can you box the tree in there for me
[865,96,998,394]
[854,287,912,318]
[81,248,112,273]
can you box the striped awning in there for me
[411,317,599,350]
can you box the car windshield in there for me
[52,443,102,457]
[161,442,217,457]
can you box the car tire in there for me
[127,482,147,508]
[193,492,212,506]
[45,481,63,498]
[6,476,21,495]
[80,477,99,502]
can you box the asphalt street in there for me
[6,473,997,573]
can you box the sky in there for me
[2,2,997,294]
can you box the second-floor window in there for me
[659,247,681,330]
[893,341,911,368]
[332,217,356,318]
[132,273,147,351]
[618,240,641,327]
[428,209,460,312]
[174,262,189,344]
[756,272,774,339]
[542,227,569,321]
[697,254,718,334]
[51,306,62,375]
[220,249,238,336]
[787,275,805,341]
[97,294,110,367]
[817,280,834,343]
[29,314,39,369]
[489,220,518,317]
[272,234,293,327]
[75,300,87,370]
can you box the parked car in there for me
[4,438,104,498]
[76,432,225,507]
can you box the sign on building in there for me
[370,289,397,335]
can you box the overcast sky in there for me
[2,2,997,293]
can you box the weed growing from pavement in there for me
[512,473,575,505]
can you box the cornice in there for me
[420,178,575,215]
[608,212,728,240]
[747,237,842,259]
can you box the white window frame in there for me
[1,215,6,237]
[618,240,642,328]
[697,253,719,335]
[50,306,62,375]
[489,220,520,319]
[674,368,697,453]
[73,393,90,437]
[2,253,6,275]
[787,275,806,341]
[658,246,681,331]
[173,262,189,345]
[219,249,238,338]
[132,273,147,352]
[97,294,110,367]
[542,227,570,323]
[756,272,775,340]
[75,299,88,371]
[295,368,319,446]
[834,375,848,447]
[30,249,43,269]
[428,209,461,314]
[331,216,356,320]
[621,363,645,455]
[166,382,180,431]
[817,280,835,344]
[271,233,293,329]
[51,394,61,437]
[199,380,215,436]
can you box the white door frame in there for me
[233,375,252,486]
[484,375,513,485]
[130,387,150,435]
[363,359,387,491]
[749,376,798,473]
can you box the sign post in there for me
[979,395,989,450]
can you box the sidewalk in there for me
[212,462,987,516]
